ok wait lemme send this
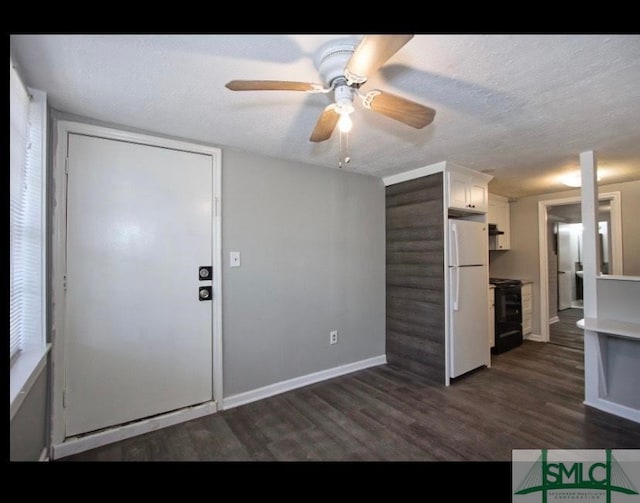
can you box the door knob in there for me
[199,266,212,280]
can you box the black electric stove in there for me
[490,278,523,354]
[490,277,522,287]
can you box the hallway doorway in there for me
[537,192,622,342]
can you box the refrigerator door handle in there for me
[451,223,459,267]
[452,267,460,311]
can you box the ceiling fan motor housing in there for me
[333,83,355,115]
[314,38,359,87]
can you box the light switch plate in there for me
[230,251,241,268]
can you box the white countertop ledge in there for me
[597,275,640,282]
[577,318,640,340]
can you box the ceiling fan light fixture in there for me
[338,111,353,133]
[225,35,436,150]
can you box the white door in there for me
[557,225,573,311]
[64,134,214,437]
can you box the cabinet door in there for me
[448,171,469,210]
[488,200,498,225]
[469,178,488,213]
[496,201,511,250]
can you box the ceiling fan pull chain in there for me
[338,131,351,169]
[344,132,351,165]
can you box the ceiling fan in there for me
[225,35,436,144]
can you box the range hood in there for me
[488,223,504,236]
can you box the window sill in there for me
[10,343,51,421]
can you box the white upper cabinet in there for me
[488,193,511,250]
[469,179,488,212]
[382,160,492,216]
[448,170,469,209]
[446,166,490,214]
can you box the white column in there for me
[580,150,600,404]
[580,151,599,317]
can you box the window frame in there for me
[9,61,50,420]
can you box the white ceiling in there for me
[10,34,640,198]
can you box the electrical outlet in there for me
[330,330,338,345]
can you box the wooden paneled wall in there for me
[385,173,445,383]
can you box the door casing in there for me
[537,192,622,343]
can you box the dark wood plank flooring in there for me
[63,338,640,461]
[550,308,584,350]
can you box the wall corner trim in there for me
[222,355,387,410]
[524,333,544,342]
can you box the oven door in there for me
[495,285,522,326]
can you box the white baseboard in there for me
[524,333,544,342]
[549,316,560,325]
[52,400,218,459]
[584,398,640,424]
[38,447,49,462]
[222,355,387,410]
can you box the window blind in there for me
[10,60,45,363]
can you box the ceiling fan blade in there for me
[226,80,318,92]
[345,35,414,83]
[309,106,339,142]
[366,90,436,129]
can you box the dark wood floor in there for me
[64,338,640,461]
[550,308,584,350]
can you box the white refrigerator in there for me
[448,219,490,378]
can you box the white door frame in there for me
[537,192,622,342]
[50,121,223,458]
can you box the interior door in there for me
[64,134,214,437]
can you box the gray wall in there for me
[10,367,48,461]
[617,179,640,275]
[489,179,640,335]
[222,149,386,396]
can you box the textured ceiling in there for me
[10,34,640,198]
